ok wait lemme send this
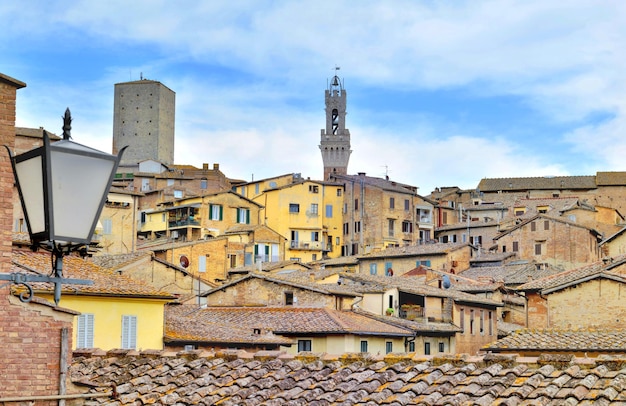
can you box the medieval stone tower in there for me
[320,73,351,180]
[112,79,175,166]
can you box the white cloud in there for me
[5,0,626,195]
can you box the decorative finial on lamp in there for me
[62,108,72,140]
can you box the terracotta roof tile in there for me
[70,351,626,404]
[485,330,626,353]
[517,255,626,292]
[166,305,414,340]
[477,176,598,191]
[11,251,174,299]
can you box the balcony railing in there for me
[168,219,201,228]
[289,240,325,250]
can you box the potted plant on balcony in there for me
[385,307,395,316]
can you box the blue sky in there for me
[2,1,625,194]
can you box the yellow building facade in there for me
[252,179,345,262]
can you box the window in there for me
[385,262,393,276]
[237,208,250,224]
[470,235,482,246]
[343,223,349,235]
[417,208,432,223]
[325,204,333,218]
[337,188,342,196]
[289,203,300,213]
[209,204,223,220]
[531,222,536,232]
[184,345,197,351]
[439,342,445,353]
[535,243,542,255]
[408,341,415,352]
[311,231,319,241]
[309,185,319,193]
[480,310,485,335]
[459,308,465,333]
[489,311,493,336]
[390,197,395,209]
[402,221,413,233]
[102,218,113,235]
[354,221,361,233]
[173,190,183,198]
[424,342,431,355]
[167,179,174,187]
[544,220,550,230]
[76,313,94,348]
[310,203,318,215]
[298,340,312,352]
[370,263,377,275]
[354,199,359,211]
[404,199,410,211]
[385,342,393,354]
[14,218,25,232]
[470,310,475,335]
[121,315,137,349]
[200,178,207,189]
[255,184,259,194]
[360,341,368,352]
[513,241,519,252]
[416,260,431,267]
[285,292,294,306]
[388,219,395,237]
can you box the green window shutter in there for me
[209,204,214,220]
[254,245,258,256]
[246,209,250,224]
[219,205,223,220]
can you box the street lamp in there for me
[0,108,125,304]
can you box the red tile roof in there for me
[70,350,626,404]
[11,251,174,299]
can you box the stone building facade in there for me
[112,79,175,166]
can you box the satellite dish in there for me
[180,255,190,268]
[442,275,451,289]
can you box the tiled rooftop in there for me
[11,251,174,299]
[485,329,626,354]
[336,272,503,307]
[166,305,414,339]
[70,349,626,405]
[359,242,470,259]
[459,262,562,286]
[477,175,598,191]
[517,255,626,292]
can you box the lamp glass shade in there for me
[12,134,123,247]
[14,152,46,235]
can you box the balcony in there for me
[289,240,323,250]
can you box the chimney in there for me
[202,163,208,170]
[213,163,220,170]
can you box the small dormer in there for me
[537,205,549,214]
[514,207,526,216]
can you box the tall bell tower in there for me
[320,69,351,180]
